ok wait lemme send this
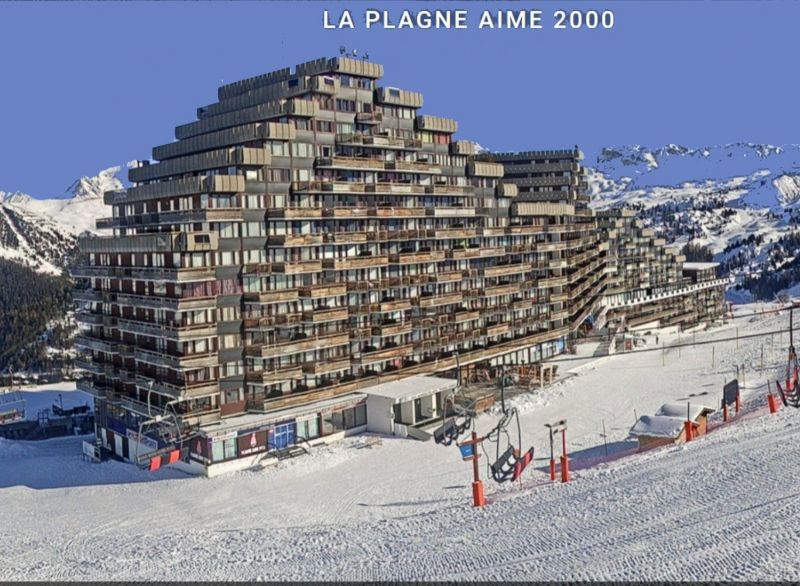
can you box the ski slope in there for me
[2,305,799,580]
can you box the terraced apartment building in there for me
[73,56,598,471]
[482,150,609,335]
[597,209,728,331]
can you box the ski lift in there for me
[432,392,476,446]
[133,383,189,469]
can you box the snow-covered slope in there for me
[1,307,798,580]
[0,167,118,274]
[588,143,800,298]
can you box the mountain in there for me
[0,167,118,275]
[587,143,800,301]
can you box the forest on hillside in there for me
[0,259,73,373]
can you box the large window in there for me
[211,436,237,462]
[297,416,320,440]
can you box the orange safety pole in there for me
[723,402,728,423]
[735,391,741,414]
[470,431,485,508]
[684,420,693,442]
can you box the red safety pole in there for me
[768,393,778,414]
[723,401,728,423]
[560,429,569,483]
[735,391,741,414]
[470,431,485,508]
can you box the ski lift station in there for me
[123,375,457,477]
[362,375,457,437]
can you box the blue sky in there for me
[1,0,798,197]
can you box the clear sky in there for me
[1,0,798,197]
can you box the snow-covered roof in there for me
[630,415,692,439]
[682,262,719,271]
[656,402,715,420]
[362,375,456,403]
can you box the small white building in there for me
[363,375,457,436]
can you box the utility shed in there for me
[630,402,715,450]
[364,375,457,436]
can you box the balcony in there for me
[259,332,350,358]
[302,357,351,376]
[117,319,218,341]
[75,335,117,354]
[483,283,521,298]
[75,311,104,326]
[371,322,413,337]
[315,156,386,172]
[424,185,474,196]
[247,365,304,384]
[483,323,511,337]
[244,289,299,304]
[292,180,367,194]
[267,207,323,219]
[302,307,349,323]
[370,206,427,218]
[323,231,370,244]
[389,250,446,264]
[366,183,426,195]
[323,207,371,219]
[271,260,323,274]
[74,358,105,375]
[453,310,480,324]
[298,283,347,299]
[385,160,442,174]
[134,375,218,400]
[267,234,324,247]
[375,299,411,313]
[322,255,389,270]
[430,227,477,240]
[357,343,414,364]
[135,348,218,369]
[415,292,464,308]
[432,270,463,284]
[480,264,528,278]
[355,111,383,124]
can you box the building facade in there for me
[74,56,587,472]
[597,209,728,331]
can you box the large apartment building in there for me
[597,209,728,331]
[484,150,608,335]
[74,56,597,473]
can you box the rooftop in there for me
[682,262,719,271]
[361,375,456,402]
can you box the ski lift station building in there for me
[362,375,457,437]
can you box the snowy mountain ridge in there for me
[0,167,119,274]
[588,142,800,299]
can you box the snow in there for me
[13,382,93,421]
[1,305,799,580]
[630,415,687,438]
[656,402,714,420]
[360,374,455,401]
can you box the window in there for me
[297,417,320,440]
[212,436,237,462]
[389,88,400,97]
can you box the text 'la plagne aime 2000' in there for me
[322,9,616,31]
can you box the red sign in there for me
[237,429,268,456]
[190,436,211,464]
